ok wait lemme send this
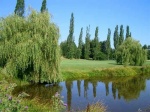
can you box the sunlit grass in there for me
[60,59,122,72]
[60,59,150,72]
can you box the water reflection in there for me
[111,77,146,101]
[65,81,73,111]
[64,76,148,111]
[13,84,62,103]
[13,75,150,112]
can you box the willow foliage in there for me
[0,11,61,83]
[116,37,147,66]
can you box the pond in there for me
[13,75,150,112]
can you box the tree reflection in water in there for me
[13,75,149,111]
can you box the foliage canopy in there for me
[0,10,60,83]
[116,37,147,66]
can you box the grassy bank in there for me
[61,59,150,80]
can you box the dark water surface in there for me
[13,76,150,112]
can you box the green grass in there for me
[61,59,150,80]
[60,59,122,72]
[61,59,150,72]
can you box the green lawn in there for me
[60,59,150,72]
[61,59,120,72]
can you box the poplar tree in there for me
[77,28,83,59]
[106,28,111,60]
[126,25,131,39]
[119,25,124,45]
[84,26,91,59]
[93,27,100,60]
[41,0,47,12]
[14,0,25,17]
[66,13,75,59]
[113,25,119,50]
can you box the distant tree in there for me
[130,32,132,37]
[113,25,119,50]
[60,41,67,57]
[142,44,148,49]
[148,45,150,60]
[100,41,107,54]
[77,28,83,59]
[116,37,147,66]
[106,28,111,60]
[143,44,150,60]
[66,13,75,59]
[119,25,124,45]
[84,26,91,59]
[90,39,94,59]
[93,27,100,60]
[14,0,25,17]
[126,25,131,39]
[41,0,47,12]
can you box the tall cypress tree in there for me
[14,0,25,17]
[113,25,119,50]
[93,27,100,60]
[84,26,91,59]
[119,25,124,45]
[77,27,83,59]
[66,13,75,59]
[106,28,111,60]
[41,0,47,12]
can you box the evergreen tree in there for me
[119,25,124,45]
[41,0,47,12]
[106,28,111,60]
[93,27,100,60]
[77,28,83,59]
[14,0,25,17]
[84,26,91,59]
[66,13,75,59]
[113,25,119,50]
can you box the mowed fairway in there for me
[60,59,150,72]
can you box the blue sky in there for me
[0,0,150,47]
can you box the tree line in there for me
[60,13,149,65]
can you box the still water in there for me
[13,76,150,112]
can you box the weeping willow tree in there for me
[0,10,61,83]
[116,37,147,66]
